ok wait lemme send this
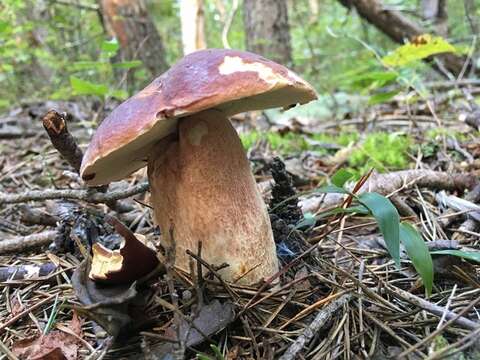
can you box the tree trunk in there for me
[99,0,168,80]
[179,0,206,55]
[243,0,293,67]
[339,0,474,77]
[421,0,448,37]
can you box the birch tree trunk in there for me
[179,0,206,55]
[243,0,293,66]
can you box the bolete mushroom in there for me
[80,49,317,285]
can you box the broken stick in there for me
[42,109,84,173]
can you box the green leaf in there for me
[112,60,143,69]
[101,38,120,53]
[316,204,370,219]
[400,222,433,296]
[0,20,10,33]
[349,71,398,89]
[69,60,109,71]
[431,250,480,263]
[331,169,353,187]
[358,192,400,266]
[70,76,108,97]
[368,90,400,105]
[196,355,213,360]
[294,212,316,230]
[316,184,349,194]
[210,344,225,360]
[382,34,457,67]
[109,89,129,100]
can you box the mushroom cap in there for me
[80,48,317,185]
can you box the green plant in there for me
[316,169,434,295]
[348,132,411,177]
[68,38,141,101]
[240,131,309,153]
[197,344,225,360]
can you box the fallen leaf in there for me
[13,313,83,360]
[142,300,235,358]
[72,259,152,337]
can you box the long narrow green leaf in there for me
[431,250,480,263]
[358,192,400,266]
[70,76,108,97]
[331,169,353,187]
[316,184,349,194]
[400,222,433,296]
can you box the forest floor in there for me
[1,83,480,359]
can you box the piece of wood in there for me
[42,110,83,173]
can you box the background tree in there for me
[243,0,293,66]
[337,0,475,77]
[99,0,168,81]
[179,0,207,55]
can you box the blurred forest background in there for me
[1,0,478,109]
[2,0,480,178]
[3,1,480,358]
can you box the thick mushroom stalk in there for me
[148,110,278,284]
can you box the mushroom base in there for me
[147,110,278,284]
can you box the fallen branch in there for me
[0,230,58,254]
[386,285,480,331]
[279,293,352,360]
[0,182,149,205]
[301,170,478,214]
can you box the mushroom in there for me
[80,49,317,285]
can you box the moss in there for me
[348,132,411,177]
[240,131,309,153]
[240,130,412,178]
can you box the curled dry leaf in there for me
[72,259,153,338]
[13,312,83,360]
[89,215,160,284]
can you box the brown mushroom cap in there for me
[80,48,317,185]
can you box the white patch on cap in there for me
[218,56,287,85]
[187,121,208,146]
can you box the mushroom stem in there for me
[147,110,278,284]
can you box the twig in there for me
[0,182,149,205]
[42,109,84,173]
[396,292,480,358]
[0,294,57,334]
[386,285,480,330]
[0,338,19,360]
[0,230,58,254]
[278,293,352,360]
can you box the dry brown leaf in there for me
[12,312,83,360]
